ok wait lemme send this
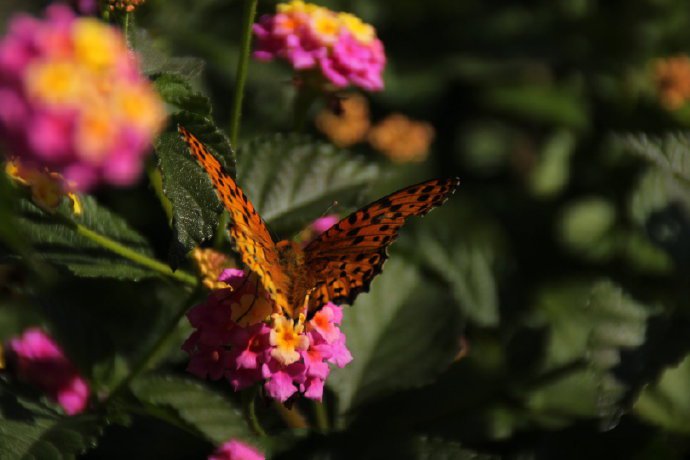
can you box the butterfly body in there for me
[178,126,460,320]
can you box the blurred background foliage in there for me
[4,0,690,458]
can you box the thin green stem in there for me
[215,0,258,247]
[229,0,258,146]
[105,286,202,403]
[122,12,133,47]
[70,220,197,286]
[313,400,329,433]
[247,390,268,437]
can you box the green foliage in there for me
[328,257,461,417]
[0,381,103,460]
[236,135,379,235]
[131,374,254,445]
[13,196,156,280]
[5,0,690,458]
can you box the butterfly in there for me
[178,126,460,319]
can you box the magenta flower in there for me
[0,5,165,191]
[253,1,385,91]
[8,328,90,415]
[311,214,339,235]
[183,269,353,402]
[209,439,264,460]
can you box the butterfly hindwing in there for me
[178,126,290,312]
[304,177,460,311]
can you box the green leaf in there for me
[413,229,499,326]
[328,257,461,418]
[155,128,227,266]
[527,130,576,198]
[576,281,652,422]
[14,196,156,280]
[155,74,211,117]
[620,133,690,182]
[237,134,380,235]
[483,84,588,129]
[35,278,190,393]
[628,168,690,268]
[0,170,24,252]
[130,374,254,445]
[0,383,103,460]
[557,197,617,261]
[130,28,204,79]
[635,354,690,433]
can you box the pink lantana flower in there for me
[209,439,264,460]
[0,5,165,191]
[311,215,339,235]
[253,1,385,91]
[8,328,90,415]
[183,269,353,402]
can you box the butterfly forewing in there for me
[303,177,461,312]
[178,126,291,312]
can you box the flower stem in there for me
[70,220,197,286]
[229,0,258,146]
[216,0,258,248]
[313,400,329,432]
[247,389,268,437]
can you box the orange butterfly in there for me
[178,126,460,319]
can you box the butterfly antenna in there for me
[321,200,340,217]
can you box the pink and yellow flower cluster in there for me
[253,1,385,91]
[0,5,165,191]
[182,268,352,402]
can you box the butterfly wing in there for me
[178,126,290,312]
[303,177,460,312]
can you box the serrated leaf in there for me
[585,281,653,424]
[14,195,156,280]
[155,73,211,117]
[620,133,690,182]
[629,169,690,268]
[237,135,380,235]
[413,229,499,326]
[635,354,690,433]
[155,128,228,266]
[130,28,204,79]
[130,374,254,445]
[328,258,461,418]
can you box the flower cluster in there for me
[192,247,234,291]
[253,1,385,91]
[106,0,147,13]
[315,93,370,147]
[654,55,690,110]
[7,328,89,415]
[183,269,352,402]
[314,93,435,163]
[0,5,165,191]
[209,439,264,460]
[368,114,435,163]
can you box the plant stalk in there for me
[216,0,258,248]
[229,0,258,146]
[70,220,197,286]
